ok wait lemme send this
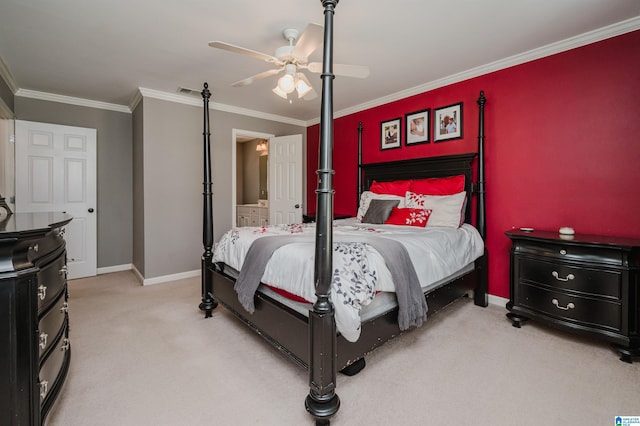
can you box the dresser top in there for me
[505,228,640,249]
[0,212,73,238]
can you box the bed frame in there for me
[198,2,487,424]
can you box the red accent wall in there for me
[307,30,640,299]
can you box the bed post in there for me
[357,121,363,210]
[474,90,489,307]
[305,1,340,425]
[199,82,217,317]
[476,90,486,240]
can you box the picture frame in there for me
[404,109,430,145]
[434,102,463,142]
[380,118,401,150]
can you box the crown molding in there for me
[316,15,640,125]
[136,87,307,127]
[15,89,131,113]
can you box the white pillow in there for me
[405,191,466,228]
[356,191,405,222]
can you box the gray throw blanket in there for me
[234,234,427,331]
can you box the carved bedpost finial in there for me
[477,90,486,108]
[201,82,211,100]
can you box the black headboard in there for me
[360,153,476,224]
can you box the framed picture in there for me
[404,109,430,145]
[380,118,401,150]
[434,102,463,142]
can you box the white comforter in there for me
[213,218,484,342]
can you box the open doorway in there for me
[232,129,273,227]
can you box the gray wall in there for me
[241,140,261,204]
[0,75,14,113]
[138,97,306,279]
[14,97,133,269]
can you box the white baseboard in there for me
[488,294,509,308]
[97,264,132,275]
[124,265,201,286]
[141,269,201,286]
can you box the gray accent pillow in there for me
[361,199,400,224]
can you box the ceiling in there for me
[1,1,639,123]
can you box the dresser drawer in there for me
[28,229,66,264]
[518,257,621,299]
[519,283,621,332]
[515,240,623,266]
[37,255,67,313]
[38,293,68,359]
[39,329,70,404]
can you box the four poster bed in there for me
[198,2,488,424]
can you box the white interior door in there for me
[15,120,97,279]
[269,134,303,225]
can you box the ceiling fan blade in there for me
[307,62,370,78]
[291,23,324,60]
[231,68,283,87]
[209,41,278,63]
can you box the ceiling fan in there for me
[209,23,370,101]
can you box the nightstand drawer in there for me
[519,258,621,299]
[520,283,621,332]
[515,240,623,266]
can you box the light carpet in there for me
[47,271,640,425]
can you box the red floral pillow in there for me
[384,207,432,227]
[369,179,412,196]
[410,175,465,195]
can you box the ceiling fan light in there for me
[277,74,295,93]
[296,78,312,98]
[272,85,288,99]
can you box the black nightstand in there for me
[505,229,640,362]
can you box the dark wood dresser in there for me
[505,229,640,362]
[0,212,73,425]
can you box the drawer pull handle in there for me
[38,285,47,300]
[40,380,48,399]
[552,298,575,310]
[560,249,567,255]
[552,271,575,281]
[30,243,39,253]
[61,338,70,351]
[60,302,69,313]
[39,332,48,349]
[59,265,68,275]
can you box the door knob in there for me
[88,208,94,213]
[294,204,300,209]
